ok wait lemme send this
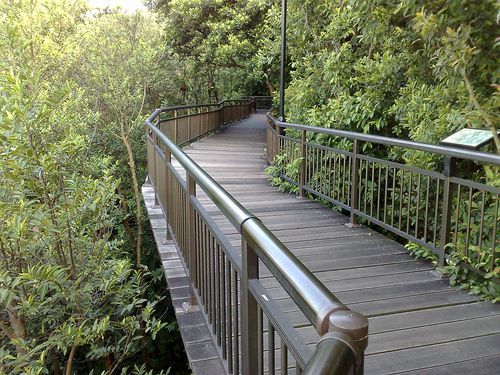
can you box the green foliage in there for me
[260,0,499,299]
[256,0,498,156]
[154,0,273,103]
[405,242,438,264]
[265,153,300,194]
[0,1,184,373]
[444,253,500,302]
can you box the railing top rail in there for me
[146,102,348,334]
[148,99,251,120]
[268,114,500,165]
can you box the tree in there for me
[0,1,171,372]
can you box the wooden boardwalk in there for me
[145,112,500,374]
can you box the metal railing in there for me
[146,100,368,374]
[267,114,500,275]
[242,95,273,110]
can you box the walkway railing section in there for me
[242,95,273,110]
[267,115,500,276]
[146,100,368,375]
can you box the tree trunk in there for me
[6,306,27,355]
[65,345,77,375]
[119,117,143,266]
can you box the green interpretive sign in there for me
[440,128,497,149]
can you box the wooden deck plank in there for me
[147,112,500,374]
[397,355,500,375]
[364,334,500,374]
[366,315,500,354]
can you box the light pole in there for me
[279,0,287,122]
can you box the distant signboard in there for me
[440,129,497,149]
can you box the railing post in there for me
[174,110,179,144]
[348,139,360,227]
[439,156,456,268]
[219,103,226,126]
[329,311,368,374]
[187,108,191,141]
[299,129,306,198]
[275,123,281,158]
[303,311,368,375]
[153,118,160,207]
[164,147,172,241]
[241,237,259,375]
[186,172,197,305]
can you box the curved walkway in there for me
[145,112,500,374]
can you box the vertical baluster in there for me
[258,307,264,375]
[221,252,227,359]
[186,174,196,304]
[241,239,259,375]
[328,152,333,200]
[323,148,328,196]
[478,191,486,251]
[349,140,360,226]
[195,212,200,293]
[491,197,498,272]
[233,269,240,375]
[440,156,456,267]
[299,130,306,198]
[454,184,462,250]
[200,223,207,313]
[370,161,375,219]
[377,164,382,221]
[343,153,348,205]
[465,187,473,258]
[205,222,211,309]
[406,172,413,235]
[332,152,337,201]
[211,236,216,333]
[364,160,369,214]
[415,174,422,239]
[281,340,288,375]
[318,147,323,195]
[433,179,441,247]
[391,167,396,228]
[399,169,405,230]
[316,148,321,193]
[269,323,275,375]
[423,176,430,243]
[216,244,221,345]
[383,165,389,224]
[227,260,233,373]
[314,146,319,191]
[173,109,178,144]
[305,144,309,189]
[164,147,172,235]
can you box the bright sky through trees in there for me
[89,0,146,12]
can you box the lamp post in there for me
[279,0,287,122]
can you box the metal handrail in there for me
[267,114,499,276]
[269,114,500,165]
[146,101,368,374]
[147,106,348,333]
[151,99,251,118]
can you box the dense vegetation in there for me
[254,0,499,299]
[0,1,186,373]
[153,0,498,299]
[1,0,498,373]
